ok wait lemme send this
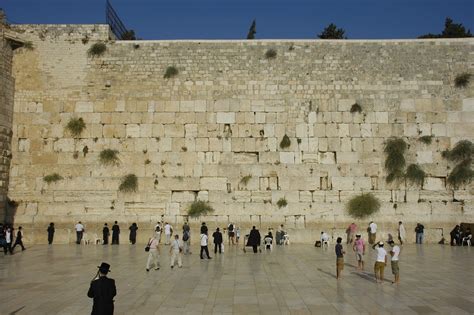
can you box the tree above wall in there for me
[418,17,472,38]
[317,23,347,39]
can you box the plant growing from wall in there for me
[454,73,471,88]
[443,140,474,189]
[350,103,362,113]
[265,48,277,59]
[23,41,34,50]
[384,138,407,184]
[188,200,215,218]
[99,149,120,166]
[276,197,288,208]
[119,174,138,193]
[164,66,178,79]
[43,173,63,184]
[280,134,291,149]
[240,175,252,186]
[87,42,107,57]
[418,135,433,145]
[65,117,86,138]
[405,164,426,187]
[346,193,381,219]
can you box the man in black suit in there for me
[102,223,110,245]
[87,262,116,315]
[111,221,120,245]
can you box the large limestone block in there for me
[319,152,335,164]
[172,191,196,202]
[424,177,445,191]
[75,101,93,112]
[216,112,235,124]
[331,177,354,190]
[462,98,474,111]
[280,152,295,164]
[416,151,433,164]
[200,177,227,191]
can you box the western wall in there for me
[2,24,474,244]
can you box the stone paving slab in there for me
[0,244,473,314]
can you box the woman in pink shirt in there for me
[352,234,366,270]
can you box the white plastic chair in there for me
[93,233,102,245]
[264,237,273,250]
[462,235,472,246]
[283,235,290,245]
[81,233,91,245]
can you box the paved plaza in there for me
[0,243,473,314]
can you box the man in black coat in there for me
[247,226,261,253]
[200,222,208,235]
[111,221,120,245]
[103,223,110,245]
[212,228,223,254]
[88,262,116,315]
[47,223,55,244]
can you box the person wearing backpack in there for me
[182,224,191,255]
[228,223,235,245]
[415,223,425,244]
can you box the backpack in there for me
[229,224,234,232]
[183,231,189,241]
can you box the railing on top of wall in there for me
[105,0,128,40]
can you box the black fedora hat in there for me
[97,262,111,274]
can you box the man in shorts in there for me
[335,237,345,280]
[388,240,400,284]
[372,241,387,284]
[352,234,366,270]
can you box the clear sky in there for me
[2,0,473,40]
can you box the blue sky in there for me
[1,0,473,39]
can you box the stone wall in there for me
[7,24,474,244]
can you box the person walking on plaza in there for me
[129,223,138,245]
[247,226,261,253]
[398,221,406,245]
[335,237,345,280]
[373,241,387,284]
[87,262,116,315]
[164,222,173,245]
[415,223,424,244]
[103,223,110,245]
[228,222,235,245]
[213,227,223,254]
[169,234,183,268]
[4,225,13,255]
[146,235,160,271]
[12,226,26,252]
[111,221,120,245]
[47,222,55,245]
[182,222,191,254]
[200,231,211,259]
[75,221,84,244]
[346,222,357,244]
[353,234,366,271]
[368,221,377,245]
[388,240,401,284]
[154,222,162,243]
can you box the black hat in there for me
[97,262,111,274]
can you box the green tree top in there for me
[418,18,472,38]
[247,19,256,39]
[317,23,347,39]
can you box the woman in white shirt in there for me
[146,236,160,272]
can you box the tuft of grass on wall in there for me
[443,140,474,162]
[163,66,179,79]
[405,164,426,187]
[23,41,34,50]
[346,193,381,219]
[99,149,120,166]
[119,174,138,193]
[65,117,86,138]
[43,173,63,184]
[87,42,107,57]
[280,134,291,149]
[384,138,407,183]
[240,175,252,186]
[276,197,288,208]
[188,200,214,218]
[350,103,362,113]
[447,159,474,189]
[454,73,471,88]
[418,135,433,145]
[265,48,277,59]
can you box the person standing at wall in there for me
[146,235,160,271]
[398,221,406,245]
[213,228,223,254]
[182,221,191,254]
[346,222,357,244]
[388,240,401,284]
[129,223,138,245]
[47,222,55,245]
[368,221,377,245]
[112,221,120,245]
[227,223,235,245]
[75,221,84,245]
[247,226,261,253]
[415,223,425,244]
[12,226,26,252]
[103,223,110,245]
[87,262,116,315]
[169,234,183,268]
[335,237,345,280]
[4,225,13,255]
[236,226,241,244]
[372,241,387,284]
[164,222,173,245]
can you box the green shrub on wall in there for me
[240,175,252,186]
[384,138,407,183]
[346,193,381,219]
[87,42,107,57]
[418,135,433,145]
[265,48,277,59]
[350,103,362,113]
[443,140,473,189]
[99,149,120,166]
[276,197,288,208]
[119,174,138,193]
[43,173,63,184]
[405,164,426,187]
[280,134,291,149]
[65,117,86,138]
[164,66,179,79]
[454,73,471,88]
[188,200,214,218]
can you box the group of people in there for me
[0,223,25,255]
[449,225,472,246]
[70,221,136,245]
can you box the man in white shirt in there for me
[368,221,377,245]
[388,240,401,284]
[169,234,183,268]
[372,241,387,283]
[200,233,211,259]
[320,231,330,249]
[398,221,406,245]
[75,221,85,244]
[164,222,173,245]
